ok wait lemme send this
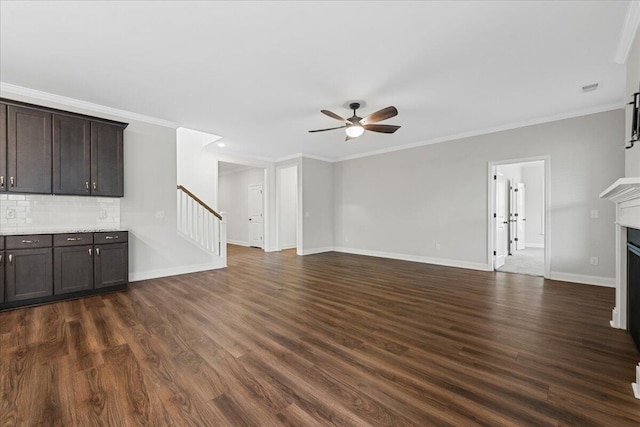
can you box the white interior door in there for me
[515,183,526,250]
[494,173,508,269]
[248,184,263,248]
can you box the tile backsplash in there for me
[0,194,120,234]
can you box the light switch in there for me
[590,210,599,219]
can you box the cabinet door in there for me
[7,106,52,194]
[6,248,53,301]
[53,115,91,195]
[91,122,123,197]
[0,252,5,303]
[0,103,7,192]
[94,243,128,288]
[54,245,94,294]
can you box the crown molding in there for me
[0,82,181,128]
[614,1,640,64]
[270,152,335,164]
[333,103,624,163]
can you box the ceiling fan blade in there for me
[361,106,398,125]
[345,135,353,142]
[308,125,347,133]
[363,124,401,134]
[321,110,349,123]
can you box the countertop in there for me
[0,229,128,236]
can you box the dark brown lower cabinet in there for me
[6,248,53,302]
[95,242,128,288]
[0,252,4,303]
[54,245,94,294]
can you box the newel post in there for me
[220,211,228,267]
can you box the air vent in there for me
[581,83,599,93]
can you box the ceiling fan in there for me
[309,102,401,141]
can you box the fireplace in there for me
[600,177,640,398]
[629,228,640,354]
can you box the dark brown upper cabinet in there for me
[7,105,52,194]
[53,114,91,195]
[0,98,127,197]
[0,104,6,192]
[91,122,124,197]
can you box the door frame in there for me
[487,155,550,278]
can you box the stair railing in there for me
[176,185,226,261]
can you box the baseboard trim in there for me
[299,247,334,255]
[332,247,492,272]
[227,239,249,247]
[525,243,544,248]
[278,244,297,250]
[129,262,224,282]
[548,272,615,288]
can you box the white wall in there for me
[176,127,219,210]
[120,121,224,280]
[521,162,545,247]
[277,165,297,249]
[496,164,521,184]
[301,157,334,253]
[626,27,640,177]
[334,110,624,284]
[218,167,264,246]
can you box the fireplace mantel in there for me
[600,177,640,229]
[600,177,640,398]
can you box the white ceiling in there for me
[0,1,631,161]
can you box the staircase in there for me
[177,185,227,266]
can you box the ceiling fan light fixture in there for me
[345,124,364,138]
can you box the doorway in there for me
[218,161,266,250]
[489,158,549,277]
[276,165,298,252]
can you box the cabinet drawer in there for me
[6,234,52,249]
[94,231,127,244]
[54,233,94,247]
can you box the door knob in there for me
[249,218,252,221]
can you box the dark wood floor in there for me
[1,245,640,426]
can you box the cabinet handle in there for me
[88,248,92,256]
[0,176,4,187]
[93,182,97,191]
[0,254,2,263]
[8,254,12,264]
[86,181,90,192]
[96,247,100,256]
[10,177,14,187]
[21,239,39,244]
[66,237,83,241]
[105,235,119,240]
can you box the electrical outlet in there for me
[99,209,108,219]
[435,242,441,250]
[155,210,165,219]
[590,256,599,266]
[590,210,599,219]
[6,208,15,219]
